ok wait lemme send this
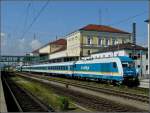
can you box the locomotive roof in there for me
[117,56,133,62]
[76,57,121,64]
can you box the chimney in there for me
[132,22,136,44]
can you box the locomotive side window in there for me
[113,62,117,68]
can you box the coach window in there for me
[113,62,117,68]
[129,53,132,58]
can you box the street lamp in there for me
[145,19,150,75]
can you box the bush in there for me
[59,96,69,111]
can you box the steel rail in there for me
[17,72,149,103]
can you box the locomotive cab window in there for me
[122,63,128,68]
[113,62,117,68]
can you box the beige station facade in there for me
[66,25,131,58]
[31,24,131,61]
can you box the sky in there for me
[1,0,149,56]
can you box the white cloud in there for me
[30,39,42,50]
[0,32,6,47]
[0,32,5,37]
[1,33,42,55]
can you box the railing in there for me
[24,56,49,63]
[0,56,49,63]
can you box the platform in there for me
[0,74,7,112]
[139,79,149,89]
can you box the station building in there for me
[82,43,148,79]
[31,24,132,63]
[31,38,77,63]
[66,24,131,59]
[31,39,68,63]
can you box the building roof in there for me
[93,43,147,54]
[79,24,130,34]
[32,39,67,53]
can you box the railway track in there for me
[19,72,149,103]
[49,83,144,112]
[13,72,145,112]
[2,73,53,112]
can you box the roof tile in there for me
[80,24,130,34]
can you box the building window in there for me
[106,39,109,46]
[87,36,92,45]
[146,65,148,71]
[138,53,141,58]
[115,40,118,45]
[87,50,91,55]
[98,38,102,46]
[112,40,115,45]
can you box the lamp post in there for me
[145,19,150,76]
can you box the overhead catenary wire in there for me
[20,0,49,39]
[108,10,147,26]
[22,2,31,33]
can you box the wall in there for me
[50,44,65,53]
[81,30,131,46]
[49,50,67,59]
[66,30,131,58]
[66,31,81,57]
[39,45,50,54]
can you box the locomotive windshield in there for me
[122,62,135,68]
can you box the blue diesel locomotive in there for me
[17,56,139,86]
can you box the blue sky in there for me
[1,0,149,55]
